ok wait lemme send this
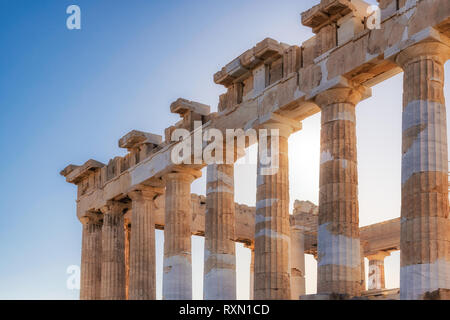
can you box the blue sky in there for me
[0,0,448,299]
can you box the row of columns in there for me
[79,40,449,300]
[79,145,306,301]
[313,40,450,299]
[79,192,391,300]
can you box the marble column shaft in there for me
[204,163,236,300]
[163,171,198,300]
[290,225,306,300]
[254,122,295,300]
[80,213,102,300]
[128,188,161,300]
[360,242,366,292]
[367,252,389,290]
[315,87,364,296]
[100,201,128,300]
[250,247,255,300]
[124,221,131,299]
[396,42,450,300]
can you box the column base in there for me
[300,293,353,300]
[299,293,401,300]
[423,289,450,300]
[362,288,400,300]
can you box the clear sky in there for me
[0,0,448,299]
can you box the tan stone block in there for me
[316,24,337,55]
[242,75,254,100]
[408,0,450,37]
[267,58,283,86]
[377,0,396,10]
[299,63,322,93]
[302,36,317,67]
[326,35,367,81]
[283,46,302,77]
[337,15,364,46]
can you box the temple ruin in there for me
[61,0,450,300]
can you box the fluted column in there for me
[360,241,367,292]
[204,163,236,300]
[396,42,450,300]
[128,187,162,300]
[367,251,390,290]
[80,212,102,300]
[250,247,255,300]
[100,201,128,300]
[163,170,200,300]
[124,220,131,299]
[254,118,299,300]
[290,224,305,300]
[315,86,365,296]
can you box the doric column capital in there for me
[128,186,164,202]
[257,113,302,139]
[79,210,103,226]
[366,251,390,262]
[315,85,368,108]
[396,41,450,69]
[163,166,202,184]
[100,200,129,217]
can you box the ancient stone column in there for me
[204,163,236,300]
[360,242,367,292]
[80,212,102,300]
[290,224,306,300]
[100,201,128,300]
[124,220,131,299]
[315,86,365,296]
[254,119,299,300]
[250,247,255,300]
[396,42,450,300]
[367,251,390,290]
[128,188,162,300]
[163,170,200,300]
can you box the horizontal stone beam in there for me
[124,196,401,254]
[360,218,400,255]
[301,212,401,257]
[153,194,255,245]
